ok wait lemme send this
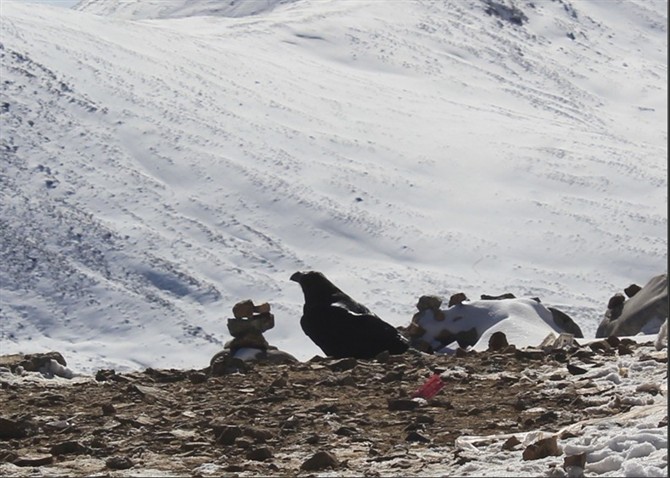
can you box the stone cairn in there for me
[403,295,449,353]
[226,299,275,356]
[210,299,296,375]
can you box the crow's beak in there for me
[290,271,302,282]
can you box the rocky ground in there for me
[0,338,667,477]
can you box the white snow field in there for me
[0,0,667,372]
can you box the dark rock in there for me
[243,426,273,442]
[522,435,561,460]
[381,371,403,383]
[50,440,86,455]
[596,274,668,338]
[548,307,584,338]
[232,299,255,319]
[101,403,116,416]
[335,426,357,437]
[215,425,243,445]
[0,450,19,463]
[607,293,626,309]
[105,455,134,470]
[567,363,588,375]
[405,431,430,443]
[624,284,642,298]
[448,292,468,307]
[388,399,420,411]
[415,414,435,424]
[481,293,516,300]
[502,435,521,451]
[484,0,528,25]
[435,327,479,349]
[0,416,37,439]
[227,313,274,337]
[300,450,339,471]
[13,454,53,467]
[488,331,509,351]
[95,369,117,382]
[589,340,613,354]
[416,295,442,311]
[210,354,248,376]
[327,358,357,372]
[189,372,208,384]
[514,348,545,360]
[144,368,187,383]
[375,350,390,363]
[606,336,620,347]
[246,446,273,461]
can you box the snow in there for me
[414,297,568,352]
[0,0,667,376]
[448,343,667,478]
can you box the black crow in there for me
[290,271,409,359]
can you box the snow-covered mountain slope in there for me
[1,0,667,372]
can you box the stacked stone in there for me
[403,293,478,353]
[404,295,444,353]
[210,299,298,375]
[225,299,275,356]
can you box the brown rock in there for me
[233,299,255,319]
[448,292,468,307]
[106,455,134,470]
[416,295,442,311]
[300,450,339,471]
[488,331,509,351]
[563,452,586,469]
[229,332,270,352]
[406,322,426,338]
[502,435,521,451]
[607,293,626,309]
[243,426,274,442]
[50,440,86,455]
[522,435,561,460]
[327,358,357,372]
[227,313,275,338]
[254,302,271,314]
[101,403,116,416]
[246,446,273,461]
[13,454,53,467]
[215,425,243,445]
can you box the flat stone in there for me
[13,454,53,467]
[387,399,420,411]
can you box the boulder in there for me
[548,307,583,338]
[596,274,668,337]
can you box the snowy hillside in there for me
[0,0,667,372]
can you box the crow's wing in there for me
[301,303,408,359]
